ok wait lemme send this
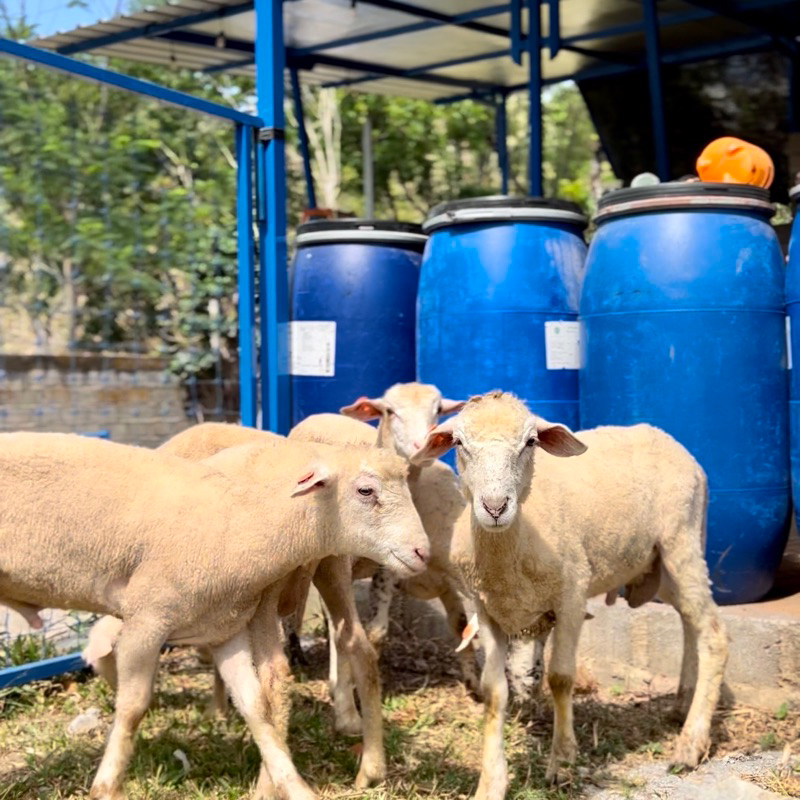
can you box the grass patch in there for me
[1,635,798,799]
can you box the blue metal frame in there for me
[547,0,560,57]
[495,93,509,194]
[236,124,258,428]
[256,0,290,435]
[57,0,255,55]
[527,0,543,196]
[0,37,263,127]
[354,0,509,39]
[0,654,86,689]
[642,0,670,180]
[290,67,317,209]
[510,0,523,65]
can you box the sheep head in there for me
[340,381,465,460]
[411,391,587,531]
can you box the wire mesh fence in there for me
[0,55,252,677]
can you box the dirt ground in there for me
[1,631,798,800]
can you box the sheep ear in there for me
[438,397,466,416]
[340,396,387,421]
[291,463,333,496]
[536,420,588,457]
[410,419,456,464]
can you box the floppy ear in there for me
[340,395,387,421]
[291,463,333,496]
[438,397,466,416]
[536,420,588,457]
[410,419,456,464]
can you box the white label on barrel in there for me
[787,316,793,371]
[545,320,581,370]
[289,321,336,377]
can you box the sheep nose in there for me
[482,496,509,520]
[414,546,429,564]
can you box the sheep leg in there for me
[315,556,386,788]
[659,552,728,770]
[439,582,482,700]
[506,634,547,707]
[213,629,317,800]
[545,604,585,785]
[250,585,295,800]
[321,596,362,736]
[659,580,699,720]
[365,567,399,651]
[474,606,509,800]
[89,620,165,800]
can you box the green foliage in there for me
[0,633,57,667]
[0,5,612,389]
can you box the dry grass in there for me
[1,632,798,800]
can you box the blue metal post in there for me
[527,0,543,196]
[290,67,317,209]
[236,123,258,427]
[642,0,670,180]
[496,93,509,194]
[548,0,561,57]
[255,0,290,434]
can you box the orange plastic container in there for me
[696,136,774,189]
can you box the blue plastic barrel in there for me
[580,183,790,605]
[290,219,426,425]
[417,197,587,441]
[786,184,800,526]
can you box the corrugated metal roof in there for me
[28,0,796,100]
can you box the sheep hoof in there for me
[334,712,363,737]
[546,739,578,785]
[354,756,386,789]
[474,771,508,800]
[88,785,126,800]
[669,735,706,772]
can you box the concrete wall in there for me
[0,353,191,447]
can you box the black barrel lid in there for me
[423,195,587,233]
[596,181,774,222]
[296,218,427,248]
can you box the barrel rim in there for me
[596,182,774,222]
[296,218,427,248]
[423,195,587,232]
[789,184,800,201]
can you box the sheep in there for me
[412,391,728,796]
[84,420,399,794]
[288,383,482,724]
[0,431,429,800]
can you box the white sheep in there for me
[0,431,428,800]
[412,391,728,797]
[288,383,481,721]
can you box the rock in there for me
[67,707,102,736]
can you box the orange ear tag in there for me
[456,613,479,653]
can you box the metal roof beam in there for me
[289,50,499,91]
[56,0,254,55]
[432,32,773,104]
[351,0,511,40]
[320,46,511,89]
[290,3,510,56]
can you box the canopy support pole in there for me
[290,67,316,209]
[643,0,670,180]
[527,0,543,196]
[496,93,509,194]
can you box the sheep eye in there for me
[358,487,374,497]
[525,437,536,447]
[436,403,443,414]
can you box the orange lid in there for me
[696,136,774,189]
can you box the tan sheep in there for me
[413,391,728,798]
[288,383,479,731]
[0,431,428,800]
